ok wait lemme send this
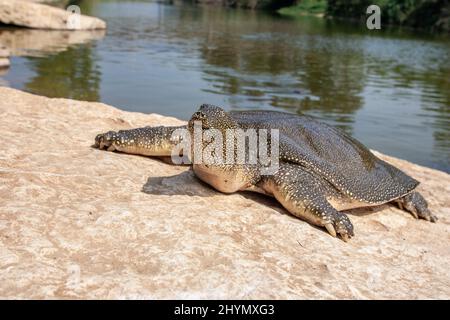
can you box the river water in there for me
[1,0,449,172]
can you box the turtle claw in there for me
[396,192,437,223]
[324,213,354,241]
[422,208,437,223]
[341,233,350,242]
[409,208,419,219]
[325,223,337,237]
[107,144,116,152]
[95,131,120,151]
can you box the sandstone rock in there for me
[0,87,449,299]
[15,0,70,9]
[0,57,9,68]
[0,0,106,30]
[23,0,69,5]
[0,45,8,57]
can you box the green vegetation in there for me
[26,45,101,101]
[278,0,327,17]
[195,0,297,10]
[277,0,450,31]
[327,0,449,31]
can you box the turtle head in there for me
[188,104,238,133]
[187,104,259,193]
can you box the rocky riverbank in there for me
[0,0,106,30]
[0,87,449,299]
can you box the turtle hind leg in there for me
[394,191,437,222]
[261,163,354,241]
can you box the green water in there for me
[1,0,449,172]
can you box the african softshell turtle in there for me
[95,104,437,241]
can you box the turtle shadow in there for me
[140,171,396,241]
[141,169,387,217]
[141,169,285,212]
[142,171,303,221]
[344,205,389,217]
[142,169,218,197]
[240,191,287,214]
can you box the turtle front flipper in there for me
[95,125,186,157]
[261,163,354,241]
[394,191,437,222]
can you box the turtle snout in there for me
[193,111,206,120]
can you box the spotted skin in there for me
[95,126,184,156]
[260,163,354,240]
[232,110,419,205]
[95,104,437,241]
[394,191,437,222]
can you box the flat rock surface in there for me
[0,87,449,299]
[0,0,106,30]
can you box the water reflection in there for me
[173,7,367,132]
[170,4,449,168]
[0,28,105,57]
[0,28,104,100]
[362,38,450,171]
[25,45,101,101]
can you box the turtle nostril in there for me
[194,111,206,119]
